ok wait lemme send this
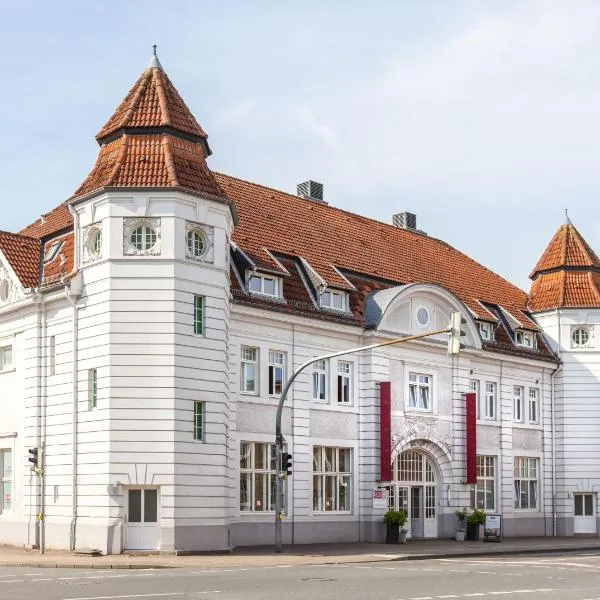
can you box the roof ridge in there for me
[569,223,600,266]
[162,135,180,186]
[214,171,529,299]
[153,69,171,127]
[0,229,39,242]
[117,70,151,132]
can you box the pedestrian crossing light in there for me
[447,312,466,355]
[281,451,293,478]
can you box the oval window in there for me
[416,307,429,326]
[186,229,205,257]
[131,226,157,251]
[89,228,102,256]
[572,327,590,347]
[0,279,9,302]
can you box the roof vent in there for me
[393,212,417,230]
[297,180,326,204]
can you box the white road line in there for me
[63,594,187,600]
[0,579,25,583]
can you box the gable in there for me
[0,257,26,307]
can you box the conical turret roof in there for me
[72,50,230,204]
[529,220,600,311]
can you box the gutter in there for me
[551,309,563,537]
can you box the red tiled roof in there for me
[218,173,538,331]
[0,230,40,288]
[96,66,207,143]
[529,223,600,311]
[41,232,75,287]
[73,134,226,199]
[20,203,73,239]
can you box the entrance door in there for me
[126,488,159,550]
[424,485,437,537]
[574,493,596,534]
[410,486,423,537]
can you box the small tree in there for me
[383,509,408,528]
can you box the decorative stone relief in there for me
[0,263,21,306]
[392,416,452,457]
[123,217,161,256]
[82,223,103,264]
[185,220,214,263]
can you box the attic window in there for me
[320,289,348,311]
[248,273,280,298]
[479,322,494,341]
[515,330,535,348]
[44,241,63,263]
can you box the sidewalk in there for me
[1,537,600,569]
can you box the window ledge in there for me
[240,391,259,397]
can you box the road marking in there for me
[0,580,26,583]
[63,594,187,600]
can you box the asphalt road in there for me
[2,551,600,600]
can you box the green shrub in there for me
[455,509,468,522]
[467,509,486,525]
[383,509,408,527]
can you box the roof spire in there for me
[565,208,571,225]
[149,44,163,70]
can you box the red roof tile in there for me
[20,203,73,239]
[0,230,40,288]
[41,232,75,287]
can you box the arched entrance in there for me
[386,450,438,538]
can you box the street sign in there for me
[372,488,388,509]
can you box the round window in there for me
[0,279,9,302]
[131,226,157,251]
[186,229,205,257]
[572,327,590,347]
[416,306,430,326]
[88,228,102,256]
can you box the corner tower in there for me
[69,49,235,553]
[529,217,600,536]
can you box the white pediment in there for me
[0,258,25,307]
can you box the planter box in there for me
[455,530,466,541]
[386,524,399,544]
[466,523,480,541]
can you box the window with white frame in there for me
[528,388,539,423]
[193,401,205,441]
[268,351,285,396]
[193,295,204,335]
[479,322,494,341]
[131,225,157,251]
[571,326,592,348]
[320,289,348,311]
[88,368,98,410]
[514,457,539,509]
[483,382,496,420]
[240,441,277,512]
[515,330,535,348]
[313,446,351,512]
[408,372,432,410]
[337,361,352,404]
[0,449,12,513]
[513,386,523,422]
[313,360,328,402]
[0,345,13,371]
[248,273,280,298]
[471,455,495,511]
[469,379,479,415]
[241,346,258,394]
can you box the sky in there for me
[2,0,600,291]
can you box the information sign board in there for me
[484,514,502,542]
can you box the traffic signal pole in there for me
[274,323,456,553]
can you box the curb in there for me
[0,562,173,569]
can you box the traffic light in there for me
[28,447,39,469]
[447,312,466,355]
[281,451,293,478]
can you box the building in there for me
[2,51,594,554]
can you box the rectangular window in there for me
[528,388,539,423]
[483,382,496,420]
[337,361,352,404]
[320,290,347,311]
[0,345,13,371]
[193,295,204,335]
[193,401,204,441]
[313,446,351,512]
[479,322,493,341]
[513,386,523,422]
[241,346,258,394]
[268,351,285,396]
[49,336,56,376]
[0,449,12,513]
[515,330,535,348]
[471,455,495,511]
[313,360,328,402]
[240,441,277,512]
[514,457,539,510]
[248,274,279,298]
[88,368,98,410]
[469,380,479,416]
[408,372,431,410]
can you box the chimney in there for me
[297,180,326,204]
[393,212,417,230]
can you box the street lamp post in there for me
[274,321,458,553]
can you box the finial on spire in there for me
[149,44,163,70]
[565,208,572,225]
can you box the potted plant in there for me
[383,509,408,544]
[466,509,485,541]
[455,509,468,541]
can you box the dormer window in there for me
[320,289,348,311]
[44,241,63,263]
[248,273,280,298]
[515,330,535,348]
[479,322,494,341]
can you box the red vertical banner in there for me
[465,391,477,484]
[379,382,392,482]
